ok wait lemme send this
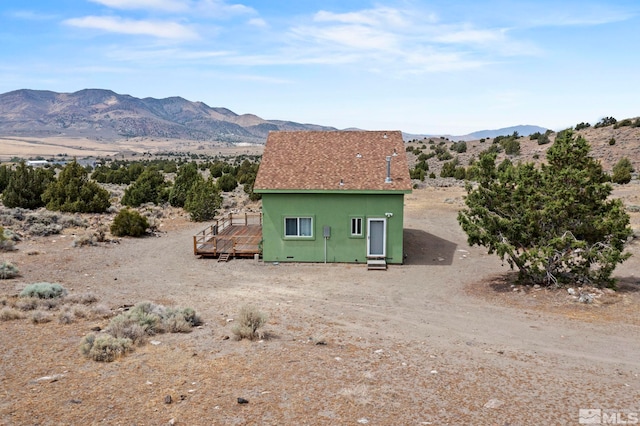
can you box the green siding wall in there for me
[261,193,406,264]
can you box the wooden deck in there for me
[193,213,262,259]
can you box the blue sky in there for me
[1,0,638,135]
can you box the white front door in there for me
[367,218,386,257]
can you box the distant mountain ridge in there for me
[0,89,549,143]
[403,125,549,142]
[0,89,336,143]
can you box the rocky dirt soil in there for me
[1,186,639,425]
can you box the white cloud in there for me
[89,0,189,12]
[89,0,257,17]
[278,5,529,74]
[8,10,59,20]
[247,18,267,28]
[64,16,199,40]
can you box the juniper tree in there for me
[168,162,203,208]
[42,160,110,213]
[2,162,54,209]
[458,130,632,287]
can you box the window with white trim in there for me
[284,217,313,237]
[350,217,363,236]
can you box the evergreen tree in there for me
[458,130,632,287]
[168,162,203,208]
[184,178,222,222]
[121,167,168,207]
[42,160,110,213]
[2,162,54,209]
[0,164,12,193]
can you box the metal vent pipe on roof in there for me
[385,156,392,183]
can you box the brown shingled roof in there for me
[254,130,412,192]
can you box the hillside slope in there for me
[0,89,336,143]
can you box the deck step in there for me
[367,258,387,270]
[218,253,231,262]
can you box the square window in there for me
[284,217,313,237]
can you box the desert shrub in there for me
[451,141,467,153]
[15,297,39,311]
[73,233,96,247]
[575,122,591,130]
[609,137,616,146]
[232,305,268,340]
[106,315,149,343]
[91,304,113,319]
[0,261,19,279]
[58,310,75,324]
[0,307,24,321]
[20,282,67,299]
[31,310,52,324]
[37,297,62,310]
[105,302,199,342]
[613,119,633,129]
[595,116,617,128]
[163,307,201,333]
[611,157,634,184]
[110,208,149,237]
[28,222,63,236]
[66,292,98,305]
[80,334,133,362]
[0,226,16,252]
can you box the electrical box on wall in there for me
[323,226,331,238]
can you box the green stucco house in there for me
[253,130,412,267]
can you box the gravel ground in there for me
[1,186,639,425]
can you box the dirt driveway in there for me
[1,187,639,425]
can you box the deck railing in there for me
[193,213,262,257]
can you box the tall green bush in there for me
[2,162,54,209]
[184,178,222,222]
[168,162,203,208]
[611,157,634,184]
[110,209,149,237]
[121,167,168,207]
[42,160,110,213]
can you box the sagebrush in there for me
[19,282,67,299]
[80,334,133,362]
[232,305,268,340]
[0,261,19,279]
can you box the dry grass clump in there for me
[58,310,75,324]
[65,292,98,305]
[80,334,133,362]
[0,307,25,321]
[90,303,113,319]
[30,310,53,324]
[0,261,19,279]
[15,297,39,311]
[19,282,67,299]
[58,304,91,324]
[72,233,96,247]
[232,305,268,340]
